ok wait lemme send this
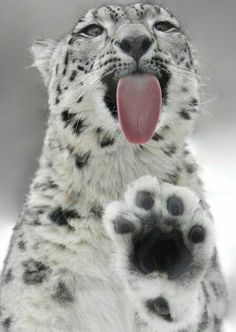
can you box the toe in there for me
[113,217,135,234]
[188,225,205,243]
[136,191,154,210]
[166,196,184,216]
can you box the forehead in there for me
[77,3,179,26]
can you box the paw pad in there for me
[166,196,184,216]
[113,217,135,234]
[136,191,154,210]
[188,225,205,243]
[133,229,192,279]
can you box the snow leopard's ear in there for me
[30,39,56,86]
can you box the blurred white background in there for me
[0,0,236,331]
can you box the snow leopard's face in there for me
[32,3,199,146]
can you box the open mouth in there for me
[117,73,162,144]
[102,70,170,145]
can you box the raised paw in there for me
[103,175,215,283]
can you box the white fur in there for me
[0,3,226,332]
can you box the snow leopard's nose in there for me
[117,35,152,61]
[115,24,153,61]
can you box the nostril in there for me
[119,39,131,54]
[141,38,152,53]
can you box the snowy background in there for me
[0,0,235,331]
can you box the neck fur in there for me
[29,106,191,214]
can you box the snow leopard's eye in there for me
[154,21,178,33]
[75,24,104,38]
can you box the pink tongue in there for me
[117,74,162,145]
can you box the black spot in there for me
[55,64,59,75]
[188,225,205,244]
[66,144,74,154]
[48,180,57,189]
[4,269,13,283]
[55,97,60,105]
[136,191,154,210]
[162,144,177,157]
[73,119,84,135]
[62,51,70,76]
[77,65,85,71]
[77,17,85,24]
[154,6,161,14]
[68,37,74,45]
[18,240,26,250]
[210,281,222,298]
[197,305,209,331]
[214,316,221,332]
[77,96,83,103]
[53,281,74,302]
[167,196,184,216]
[185,62,191,69]
[49,207,80,226]
[166,172,179,185]
[179,56,185,63]
[61,110,76,126]
[190,98,198,106]
[179,110,191,120]
[211,249,218,269]
[100,136,115,148]
[63,67,67,76]
[185,163,197,174]
[96,128,115,148]
[57,84,62,96]
[107,6,122,22]
[64,51,69,66]
[58,244,66,250]
[33,219,42,226]
[23,259,50,285]
[75,151,90,169]
[182,86,188,92]
[146,297,173,322]
[201,282,210,303]
[152,133,164,141]
[90,203,104,219]
[183,148,190,155]
[34,179,57,191]
[69,70,77,81]
[2,316,12,330]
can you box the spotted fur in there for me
[0,3,226,332]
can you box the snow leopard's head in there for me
[32,3,200,149]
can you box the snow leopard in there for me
[0,2,227,332]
